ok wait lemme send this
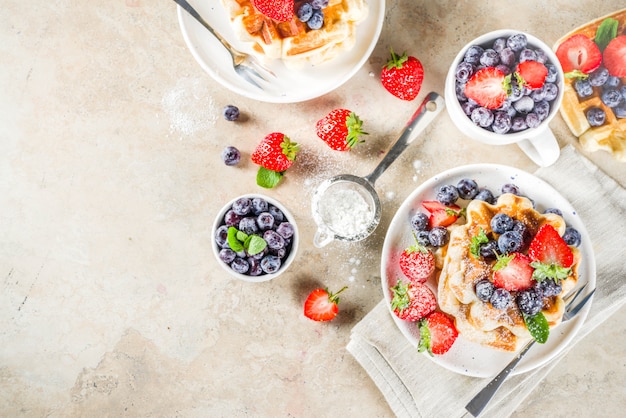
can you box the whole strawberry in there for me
[381,50,424,101]
[399,238,435,284]
[252,0,294,22]
[251,132,299,188]
[315,109,367,151]
[390,280,436,322]
[418,311,458,356]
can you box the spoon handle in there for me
[365,92,445,185]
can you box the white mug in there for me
[445,30,564,167]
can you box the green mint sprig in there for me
[227,226,267,255]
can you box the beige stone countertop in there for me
[1,0,625,417]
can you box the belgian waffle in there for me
[554,9,626,162]
[220,0,369,68]
[437,194,580,352]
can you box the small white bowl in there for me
[212,194,299,282]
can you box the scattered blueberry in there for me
[475,279,495,302]
[589,67,609,87]
[297,2,313,22]
[436,185,459,205]
[428,226,449,247]
[562,227,581,247]
[475,188,496,204]
[411,212,430,231]
[586,107,606,127]
[415,230,431,247]
[311,0,329,8]
[490,288,512,309]
[601,89,623,108]
[221,146,241,166]
[574,79,593,98]
[501,183,520,195]
[543,207,563,216]
[516,289,543,315]
[498,230,523,253]
[457,178,479,200]
[223,105,240,121]
[491,213,514,234]
[307,10,324,30]
[480,240,500,259]
[535,279,562,298]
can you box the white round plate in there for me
[380,164,596,377]
[177,0,385,103]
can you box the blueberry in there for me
[475,279,495,302]
[215,225,229,248]
[456,82,469,102]
[268,206,285,222]
[232,197,252,215]
[562,226,581,247]
[461,100,477,116]
[311,0,329,8]
[513,96,534,114]
[508,80,525,102]
[589,67,609,87]
[506,33,527,52]
[535,279,562,298]
[499,47,516,67]
[615,102,626,119]
[464,45,485,65]
[307,10,324,29]
[456,178,479,200]
[436,184,459,205]
[545,64,558,83]
[480,49,500,67]
[276,222,295,239]
[223,105,240,121]
[263,230,285,250]
[525,113,541,128]
[606,76,621,88]
[516,289,543,315]
[544,207,563,216]
[221,146,241,166]
[256,212,275,230]
[543,83,559,101]
[224,209,242,227]
[534,48,548,64]
[260,255,281,274]
[297,2,313,22]
[601,89,623,108]
[428,226,449,247]
[492,111,512,134]
[490,288,512,309]
[574,79,593,98]
[512,221,530,248]
[238,217,258,235]
[498,230,523,253]
[501,183,520,195]
[230,257,250,274]
[491,213,514,234]
[518,48,537,62]
[480,240,500,259]
[534,100,550,120]
[471,107,494,128]
[415,230,430,247]
[251,197,269,215]
[530,86,547,102]
[475,188,496,204]
[411,212,430,231]
[247,258,263,276]
[586,107,606,127]
[495,64,512,76]
[492,38,507,53]
[456,61,475,83]
[219,248,236,264]
[511,116,528,132]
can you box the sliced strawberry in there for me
[303,286,347,322]
[464,67,507,110]
[390,281,436,322]
[515,60,548,90]
[603,35,626,77]
[528,224,574,268]
[252,0,294,22]
[399,244,435,284]
[421,200,463,227]
[493,252,534,291]
[555,34,602,74]
[418,311,458,356]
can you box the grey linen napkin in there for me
[347,145,626,418]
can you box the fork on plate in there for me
[173,0,276,89]
[465,284,596,417]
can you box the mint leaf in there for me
[523,311,550,344]
[256,166,283,189]
[227,226,244,252]
[247,235,267,255]
[470,228,489,258]
[595,18,618,51]
[493,253,514,271]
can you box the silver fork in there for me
[173,0,276,89]
[465,285,596,417]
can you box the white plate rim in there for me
[380,163,596,377]
[176,0,385,103]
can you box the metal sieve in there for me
[311,92,445,247]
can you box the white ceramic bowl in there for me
[212,194,299,282]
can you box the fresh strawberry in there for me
[251,0,294,22]
[528,223,574,283]
[493,252,534,291]
[399,240,435,284]
[316,109,367,151]
[303,286,347,322]
[390,281,437,322]
[381,50,424,101]
[555,34,602,75]
[251,132,299,188]
[464,67,507,110]
[603,35,626,77]
[515,60,548,90]
[418,311,458,356]
[421,200,463,228]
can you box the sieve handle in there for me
[365,92,445,185]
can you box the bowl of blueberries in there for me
[445,30,565,167]
[212,194,299,282]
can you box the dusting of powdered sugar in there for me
[318,187,374,238]
[161,78,218,138]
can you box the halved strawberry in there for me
[555,34,602,75]
[515,60,548,90]
[303,286,347,322]
[418,311,458,356]
[251,0,294,22]
[603,35,626,77]
[464,67,507,110]
[399,241,435,284]
[493,252,534,291]
[390,281,436,322]
[421,200,463,227]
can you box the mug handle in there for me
[516,127,561,167]
[313,227,334,248]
